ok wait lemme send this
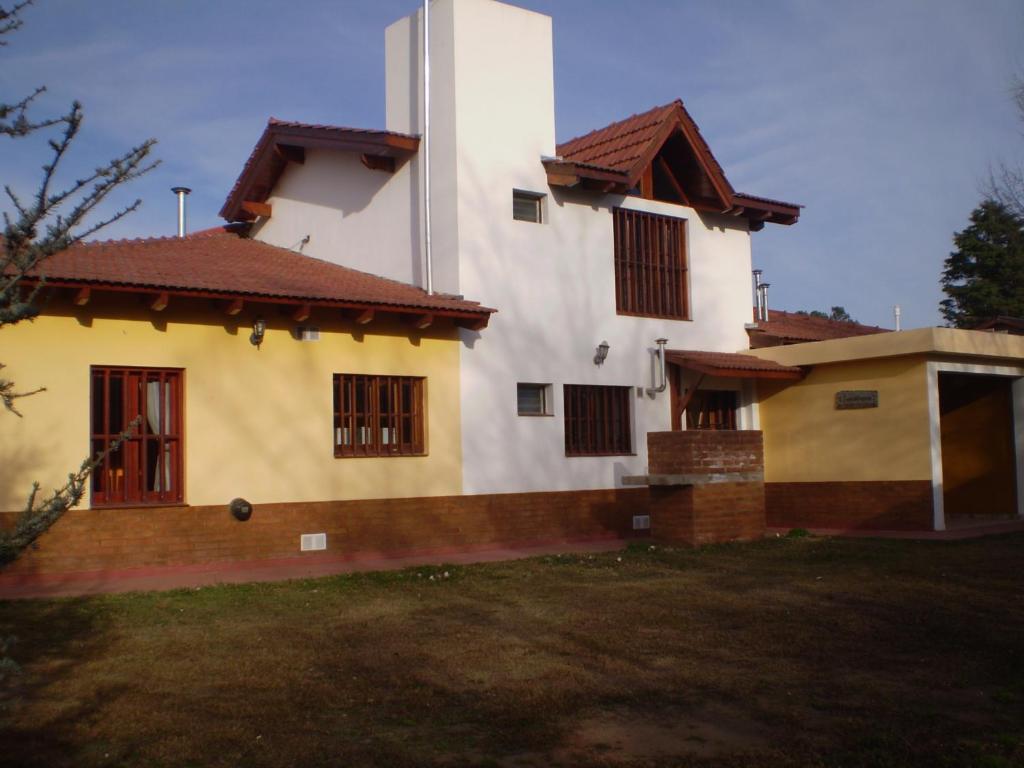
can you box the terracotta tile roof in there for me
[558,102,682,174]
[752,309,889,343]
[24,227,494,319]
[551,100,800,226]
[666,350,804,379]
[973,316,1024,334]
[221,118,420,222]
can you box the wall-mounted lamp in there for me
[250,317,266,348]
[594,340,610,365]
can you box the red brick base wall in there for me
[765,481,934,531]
[0,488,648,576]
[649,482,765,546]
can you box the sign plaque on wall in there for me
[835,390,879,410]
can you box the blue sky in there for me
[2,0,1022,328]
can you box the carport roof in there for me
[746,327,1024,368]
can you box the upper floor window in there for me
[512,189,544,223]
[91,367,183,507]
[333,374,425,457]
[564,384,632,456]
[612,207,689,319]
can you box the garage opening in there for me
[938,373,1017,522]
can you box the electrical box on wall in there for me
[632,515,651,531]
[300,533,327,551]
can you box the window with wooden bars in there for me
[333,374,425,457]
[612,207,689,319]
[685,390,738,431]
[90,367,183,507]
[563,384,632,456]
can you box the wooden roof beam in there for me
[292,303,312,323]
[224,298,244,316]
[406,312,434,330]
[361,154,396,173]
[347,308,375,325]
[73,286,91,306]
[656,155,690,205]
[455,315,490,332]
[149,291,170,312]
[274,143,305,164]
[241,200,272,219]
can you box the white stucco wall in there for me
[248,0,764,497]
[251,149,421,286]
[386,0,758,494]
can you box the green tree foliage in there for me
[796,306,856,323]
[0,0,156,565]
[940,200,1024,327]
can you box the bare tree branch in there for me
[0,0,159,568]
[0,416,142,565]
[0,362,44,415]
[0,1,32,44]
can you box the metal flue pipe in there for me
[171,186,191,238]
[893,305,902,331]
[752,269,763,322]
[758,282,770,321]
[646,338,669,396]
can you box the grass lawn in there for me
[1,534,1023,768]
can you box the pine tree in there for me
[940,200,1024,327]
[1,0,158,565]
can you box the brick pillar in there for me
[646,431,766,546]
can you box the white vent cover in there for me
[297,326,320,341]
[300,532,327,551]
[632,515,651,531]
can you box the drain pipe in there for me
[171,186,191,238]
[646,338,669,397]
[422,0,434,295]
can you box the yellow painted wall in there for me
[0,295,464,511]
[757,356,932,482]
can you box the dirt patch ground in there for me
[1,534,1022,767]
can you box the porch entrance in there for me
[938,372,1017,520]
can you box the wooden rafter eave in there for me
[668,359,803,381]
[30,279,494,330]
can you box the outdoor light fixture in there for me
[250,317,266,348]
[594,340,610,365]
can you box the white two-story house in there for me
[223,0,800,499]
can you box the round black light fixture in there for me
[230,497,253,522]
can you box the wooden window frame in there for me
[333,374,426,457]
[90,366,184,508]
[512,189,544,223]
[563,384,633,456]
[612,207,689,320]
[685,389,739,431]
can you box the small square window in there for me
[517,383,551,416]
[512,190,544,223]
